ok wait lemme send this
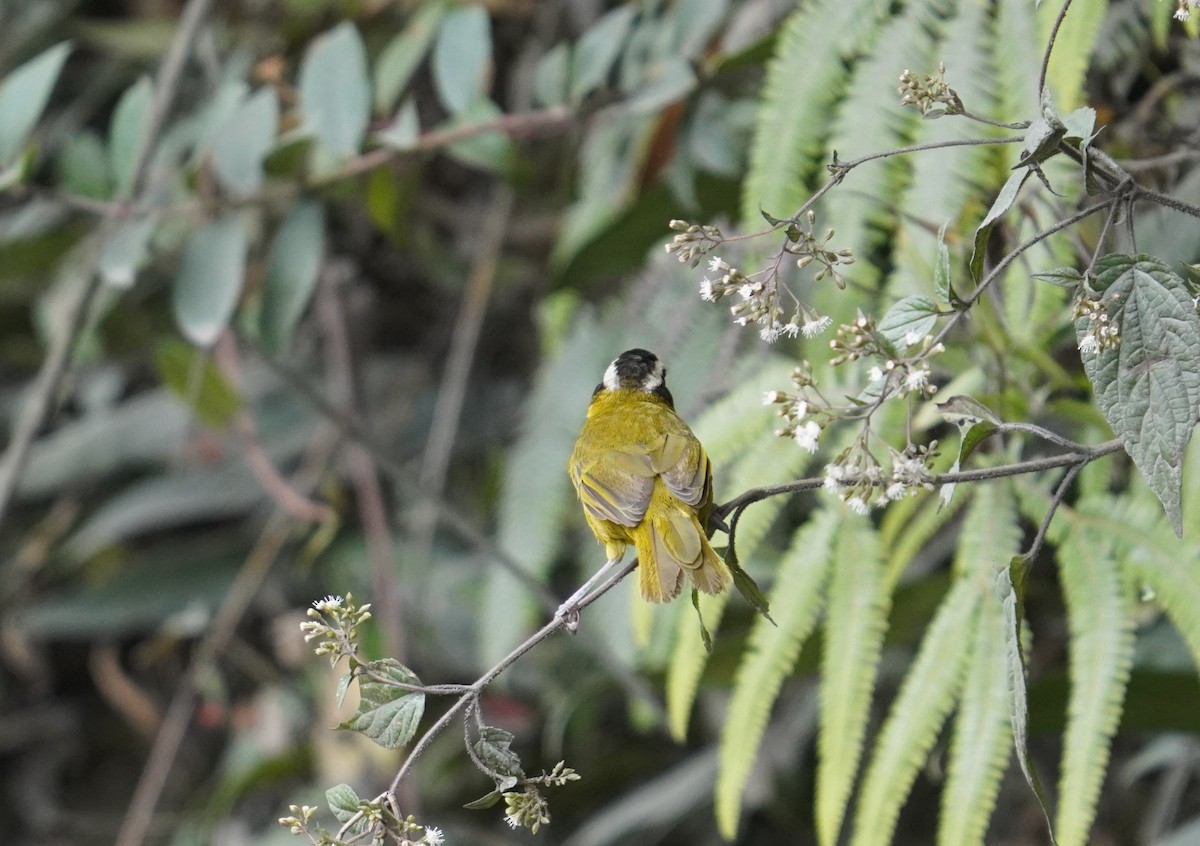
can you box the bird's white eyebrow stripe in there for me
[603,360,621,390]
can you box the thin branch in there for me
[0,0,216,537]
[1134,183,1200,220]
[1039,0,1075,100]
[835,135,1025,173]
[1021,461,1084,565]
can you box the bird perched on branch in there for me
[561,348,731,621]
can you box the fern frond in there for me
[816,517,891,846]
[938,582,1013,846]
[715,508,842,839]
[666,432,812,740]
[952,479,1022,580]
[1054,520,1135,846]
[847,576,979,846]
[691,356,798,468]
[994,0,1043,125]
[740,0,892,226]
[1037,0,1110,112]
[881,486,969,590]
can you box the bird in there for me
[560,348,731,621]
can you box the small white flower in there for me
[1078,333,1100,355]
[763,390,782,405]
[802,315,833,338]
[885,481,908,501]
[1175,5,1190,20]
[738,283,757,300]
[904,367,929,392]
[903,329,924,348]
[735,316,750,326]
[761,325,780,343]
[699,277,716,301]
[794,420,821,453]
[423,826,445,845]
[313,595,343,612]
[506,814,521,830]
[846,496,870,515]
[823,465,844,492]
[708,256,728,273]
[793,399,808,420]
[782,322,801,338]
[867,366,884,382]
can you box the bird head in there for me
[596,348,674,406]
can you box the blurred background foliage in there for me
[1,0,1199,845]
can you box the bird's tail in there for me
[636,484,731,603]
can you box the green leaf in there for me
[728,555,772,622]
[1033,266,1084,288]
[1061,106,1096,142]
[376,100,420,150]
[876,295,940,352]
[431,4,492,115]
[153,339,242,429]
[99,214,158,289]
[0,41,72,167]
[938,578,1012,846]
[57,130,112,199]
[260,200,325,355]
[1055,521,1134,846]
[172,213,248,347]
[969,168,1031,283]
[109,75,153,197]
[1013,115,1066,169]
[209,87,278,196]
[817,519,890,846]
[1037,0,1108,110]
[533,43,570,108]
[569,5,637,103]
[326,782,360,823]
[848,578,978,846]
[443,97,513,172]
[937,397,1000,508]
[338,658,426,749]
[622,56,696,115]
[473,725,525,786]
[716,509,839,839]
[933,221,953,305]
[463,789,503,810]
[298,22,371,156]
[374,1,446,114]
[335,671,352,708]
[1077,254,1200,535]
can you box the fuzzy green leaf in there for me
[1033,266,1085,288]
[933,221,953,305]
[1054,521,1134,846]
[0,41,72,167]
[1077,254,1200,535]
[432,4,492,115]
[299,22,371,156]
[817,518,890,846]
[209,87,278,196]
[326,782,360,823]
[970,168,1031,283]
[877,295,940,353]
[172,213,248,348]
[109,75,153,198]
[474,725,525,786]
[99,214,158,289]
[715,509,840,838]
[260,200,325,355]
[338,658,425,750]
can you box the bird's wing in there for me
[651,432,709,508]
[572,449,657,528]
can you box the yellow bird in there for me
[562,349,731,618]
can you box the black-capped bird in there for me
[561,349,731,619]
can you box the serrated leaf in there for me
[173,213,248,347]
[1033,266,1084,288]
[209,87,278,196]
[0,41,72,167]
[716,509,838,839]
[1077,254,1200,535]
[299,22,370,156]
[877,295,940,352]
[338,658,425,749]
[374,1,446,114]
[933,221,952,305]
[99,214,158,289]
[153,339,242,428]
[473,725,525,784]
[432,4,492,115]
[970,168,1031,283]
[326,782,360,823]
[569,5,637,103]
[260,200,325,355]
[817,521,889,846]
[109,75,153,197]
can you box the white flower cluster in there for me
[1172,0,1200,20]
[1073,295,1120,355]
[821,442,937,513]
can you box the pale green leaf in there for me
[473,725,525,785]
[1037,0,1109,110]
[817,519,890,846]
[0,41,72,166]
[622,56,696,115]
[876,295,940,352]
[569,5,637,103]
[260,200,325,355]
[153,339,242,429]
[109,75,153,197]
[374,1,446,114]
[375,100,420,150]
[1077,254,1200,535]
[969,168,1031,283]
[533,43,570,108]
[432,4,492,115]
[338,658,426,749]
[57,130,112,199]
[848,577,977,846]
[715,509,840,839]
[172,213,248,347]
[99,214,158,289]
[209,87,278,196]
[443,97,513,172]
[1054,521,1134,846]
[298,22,371,156]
